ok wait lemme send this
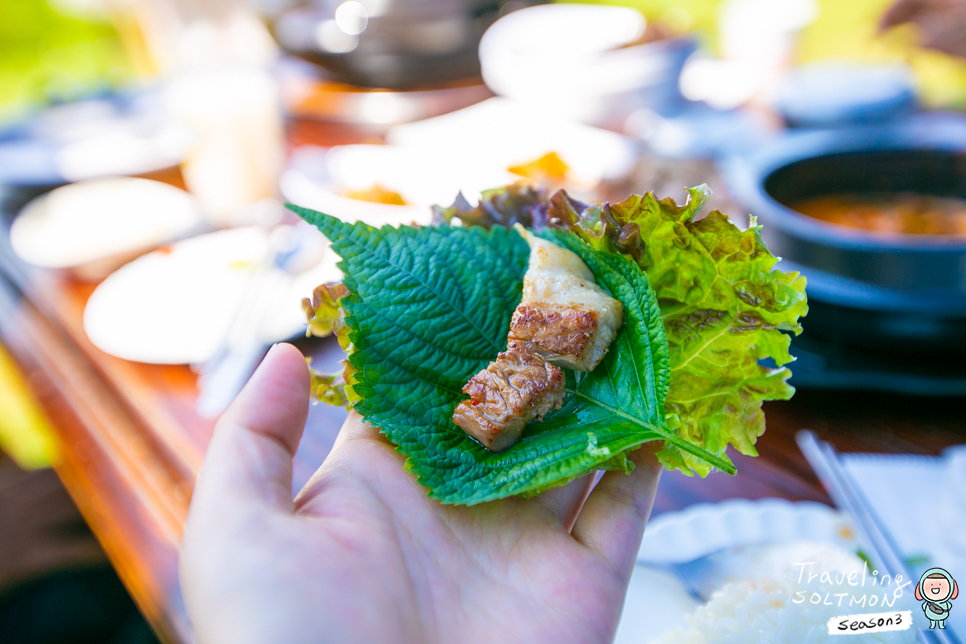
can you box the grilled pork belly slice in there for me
[452,341,565,452]
[509,228,623,372]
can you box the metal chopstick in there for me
[796,430,961,644]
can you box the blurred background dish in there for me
[625,103,776,160]
[272,0,529,90]
[478,3,696,125]
[279,57,494,127]
[664,0,818,111]
[614,566,697,644]
[724,112,966,355]
[82,225,339,365]
[0,91,189,187]
[636,498,857,566]
[281,98,642,223]
[280,143,505,226]
[615,499,862,643]
[10,177,203,280]
[775,61,918,128]
[385,97,640,195]
[724,111,966,393]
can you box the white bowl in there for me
[479,5,695,122]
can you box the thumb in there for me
[180,344,309,642]
[189,342,311,518]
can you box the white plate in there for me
[637,498,856,565]
[281,145,476,227]
[280,142,526,226]
[615,499,861,644]
[615,566,699,644]
[386,98,639,190]
[83,225,340,364]
[11,178,203,270]
[283,101,639,223]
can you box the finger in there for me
[295,411,395,503]
[191,343,310,515]
[294,410,416,516]
[326,410,399,462]
[330,410,382,449]
[532,474,597,530]
[571,443,662,582]
[295,411,379,512]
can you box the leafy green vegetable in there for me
[301,283,359,407]
[289,181,807,499]
[549,186,808,476]
[302,283,349,340]
[432,182,550,229]
[288,204,734,504]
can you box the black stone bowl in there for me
[722,113,966,357]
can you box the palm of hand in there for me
[181,344,661,644]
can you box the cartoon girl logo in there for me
[916,568,959,629]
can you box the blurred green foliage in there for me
[0,0,131,124]
[559,0,966,109]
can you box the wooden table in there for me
[0,123,964,644]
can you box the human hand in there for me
[180,343,662,644]
[880,0,966,58]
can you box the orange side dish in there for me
[791,193,966,236]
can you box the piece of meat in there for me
[452,341,565,452]
[509,228,623,371]
[452,229,624,452]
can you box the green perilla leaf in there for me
[289,203,730,504]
